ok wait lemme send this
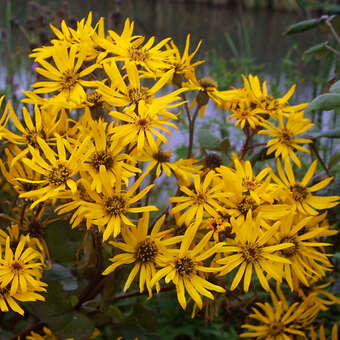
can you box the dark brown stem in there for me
[75,229,104,309]
[325,44,340,56]
[309,142,332,177]
[145,168,157,206]
[325,18,340,47]
[113,284,175,302]
[180,92,192,126]
[187,105,200,158]
[240,125,256,160]
[10,322,44,340]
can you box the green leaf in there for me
[24,282,94,340]
[46,220,83,264]
[44,264,78,291]
[312,129,340,138]
[219,137,230,154]
[175,145,188,160]
[284,18,324,35]
[302,41,328,60]
[305,93,340,112]
[47,312,95,340]
[198,128,220,151]
[330,80,340,93]
[250,147,274,163]
[328,151,340,169]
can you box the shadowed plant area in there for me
[0,1,339,340]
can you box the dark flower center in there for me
[135,239,158,263]
[90,150,114,171]
[175,256,195,276]
[105,195,126,216]
[290,184,308,202]
[48,163,72,187]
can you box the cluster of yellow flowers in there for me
[0,12,339,339]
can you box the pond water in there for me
[0,0,337,155]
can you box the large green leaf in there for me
[305,93,340,112]
[46,220,83,264]
[24,281,94,340]
[198,128,220,151]
[284,18,324,35]
[43,264,78,291]
[330,80,340,93]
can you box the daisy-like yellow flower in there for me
[31,44,98,106]
[137,142,200,179]
[0,283,45,315]
[169,171,226,227]
[274,214,333,290]
[0,145,43,196]
[166,34,204,80]
[217,214,292,292]
[270,159,339,215]
[241,74,308,118]
[79,169,157,241]
[184,71,238,117]
[241,285,318,339]
[297,281,340,312]
[110,99,178,153]
[258,112,314,167]
[82,119,140,192]
[150,224,225,310]
[2,104,55,164]
[227,100,266,130]
[102,212,182,296]
[216,163,290,225]
[0,237,47,296]
[201,216,231,243]
[19,135,92,208]
[97,60,175,107]
[101,20,172,74]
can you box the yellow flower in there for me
[83,119,141,192]
[184,71,237,117]
[217,214,292,292]
[241,284,318,339]
[32,44,98,106]
[241,74,308,118]
[0,237,46,296]
[19,135,92,208]
[258,112,314,167]
[274,214,333,290]
[227,100,265,130]
[110,99,178,153]
[102,212,182,296]
[0,145,43,196]
[100,19,172,74]
[270,159,339,215]
[97,60,175,107]
[166,34,204,78]
[169,171,226,226]
[79,169,157,241]
[151,224,225,310]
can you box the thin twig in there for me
[309,142,332,177]
[187,105,200,158]
[325,44,340,56]
[113,284,175,302]
[325,19,340,47]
